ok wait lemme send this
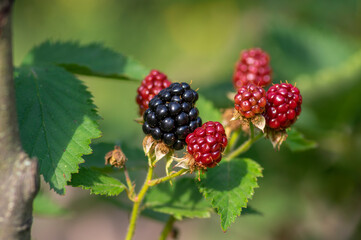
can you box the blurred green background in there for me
[13,0,361,239]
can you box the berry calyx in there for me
[136,70,171,116]
[264,83,302,130]
[185,121,228,168]
[233,48,272,89]
[142,82,202,150]
[234,84,267,118]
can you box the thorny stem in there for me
[148,169,188,187]
[122,165,135,201]
[225,132,263,160]
[159,216,176,240]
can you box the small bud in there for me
[105,145,127,168]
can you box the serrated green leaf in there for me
[22,41,150,80]
[197,158,262,231]
[285,128,317,152]
[15,65,101,194]
[69,167,125,196]
[145,178,212,220]
[197,95,222,122]
[33,191,69,216]
[83,142,147,169]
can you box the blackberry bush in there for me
[264,83,302,130]
[142,82,202,150]
[233,48,272,89]
[21,39,312,240]
[136,70,171,116]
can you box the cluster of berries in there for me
[136,47,303,168]
[233,48,302,130]
[136,71,227,168]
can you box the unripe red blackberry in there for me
[264,83,302,130]
[233,48,272,89]
[234,84,267,118]
[185,121,228,168]
[142,82,202,150]
[136,70,171,116]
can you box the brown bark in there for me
[0,1,39,239]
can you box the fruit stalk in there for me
[158,216,176,240]
[148,169,188,187]
[226,132,263,160]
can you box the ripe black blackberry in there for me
[142,82,202,150]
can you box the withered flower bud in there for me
[105,145,127,168]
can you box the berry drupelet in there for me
[185,121,228,168]
[234,84,267,118]
[233,48,272,89]
[264,83,302,130]
[136,70,171,116]
[142,82,202,150]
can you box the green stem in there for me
[250,122,254,139]
[123,165,135,201]
[224,129,241,154]
[125,158,154,240]
[148,169,188,187]
[159,216,176,240]
[123,166,132,189]
[226,133,263,160]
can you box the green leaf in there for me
[83,142,147,169]
[197,95,222,122]
[22,41,150,80]
[285,128,317,152]
[197,158,263,231]
[15,65,101,194]
[69,167,125,196]
[33,191,69,216]
[145,178,212,220]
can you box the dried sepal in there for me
[134,117,144,125]
[105,145,127,168]
[165,154,174,185]
[251,115,266,132]
[222,108,242,137]
[173,153,209,173]
[154,142,173,163]
[143,135,156,155]
[264,127,288,150]
[227,91,237,101]
[232,109,267,135]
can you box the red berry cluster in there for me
[234,84,267,118]
[264,83,302,130]
[186,121,228,168]
[136,70,171,116]
[233,48,272,89]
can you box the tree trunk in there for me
[0,1,39,239]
